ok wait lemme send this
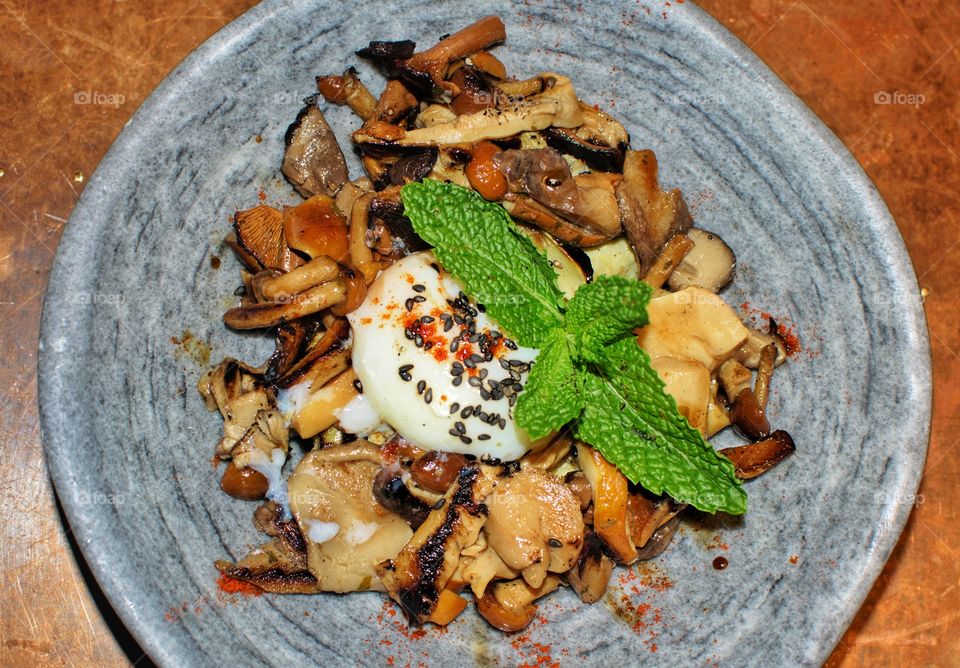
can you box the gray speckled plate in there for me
[39,1,931,666]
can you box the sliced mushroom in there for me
[289,367,359,439]
[288,444,414,593]
[577,444,636,564]
[233,204,301,272]
[719,430,796,479]
[370,79,419,125]
[214,535,318,594]
[616,149,693,274]
[666,228,736,292]
[754,342,777,409]
[355,39,417,78]
[567,532,615,603]
[377,465,499,624]
[475,575,561,633]
[274,319,350,389]
[641,232,695,288]
[627,494,685,551]
[354,74,582,146]
[282,104,350,199]
[409,451,471,494]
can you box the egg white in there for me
[348,252,539,461]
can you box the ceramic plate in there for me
[39,1,931,665]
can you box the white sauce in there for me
[276,381,311,423]
[344,519,378,546]
[246,448,290,518]
[334,393,382,435]
[304,519,340,544]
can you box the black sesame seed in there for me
[468,376,482,387]
[453,376,463,386]
[399,364,414,374]
[478,434,491,441]
[548,538,563,548]
[464,358,476,370]
[430,262,441,273]
[499,417,507,429]
[450,339,460,353]
[477,303,486,313]
[420,315,435,323]
[478,411,489,422]
[504,339,518,350]
[404,328,415,340]
[449,428,462,437]
[413,295,427,303]
[443,319,453,332]
[509,369,522,381]
[352,379,363,393]
[490,331,501,339]
[424,341,434,351]
[499,358,511,370]
[454,421,466,434]
[469,354,483,364]
[449,402,460,414]
[460,435,473,445]
[461,406,474,418]
[508,395,517,407]
[480,389,490,401]
[414,334,423,347]
[405,298,415,312]
[424,388,433,404]
[432,498,446,509]
[416,380,426,394]
[478,368,488,380]
[412,284,426,293]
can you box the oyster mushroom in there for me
[287,443,413,593]
[282,104,350,199]
[666,228,736,293]
[233,204,301,272]
[400,16,506,96]
[222,278,346,330]
[282,195,350,262]
[484,467,584,588]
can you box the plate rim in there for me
[38,1,932,665]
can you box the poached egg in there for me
[348,252,539,461]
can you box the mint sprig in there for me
[401,181,745,515]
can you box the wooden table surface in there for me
[1,1,956,666]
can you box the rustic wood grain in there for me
[0,1,954,666]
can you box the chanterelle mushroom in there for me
[483,467,584,588]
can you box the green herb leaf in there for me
[566,275,651,362]
[513,329,583,440]
[577,338,746,515]
[401,180,563,347]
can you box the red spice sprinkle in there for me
[789,555,799,565]
[217,574,262,597]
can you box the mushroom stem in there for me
[223,279,346,330]
[349,194,380,283]
[405,16,506,88]
[641,232,694,287]
[720,430,796,479]
[258,256,341,302]
[317,68,378,120]
[754,342,777,409]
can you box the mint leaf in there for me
[566,275,651,362]
[401,180,563,347]
[514,329,583,440]
[577,338,746,515]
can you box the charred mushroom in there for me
[720,430,796,479]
